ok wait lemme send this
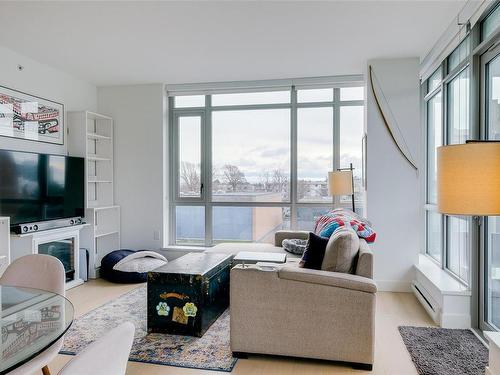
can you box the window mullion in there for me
[333,88,341,207]
[205,95,213,246]
[290,86,298,230]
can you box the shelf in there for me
[87,133,111,141]
[88,179,113,184]
[92,205,120,211]
[95,230,120,238]
[87,154,111,162]
[86,111,113,121]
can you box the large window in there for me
[169,85,365,245]
[424,39,472,284]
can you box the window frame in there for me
[423,33,474,285]
[168,85,364,246]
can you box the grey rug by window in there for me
[399,326,488,375]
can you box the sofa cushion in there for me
[321,227,360,274]
[299,232,329,270]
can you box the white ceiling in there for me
[0,1,466,86]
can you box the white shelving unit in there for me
[67,111,120,278]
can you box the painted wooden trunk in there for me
[147,253,231,337]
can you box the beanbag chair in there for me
[101,249,167,283]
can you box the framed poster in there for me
[0,85,64,145]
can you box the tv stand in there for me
[10,224,89,290]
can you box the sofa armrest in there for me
[278,266,377,293]
[355,240,373,279]
[274,230,309,247]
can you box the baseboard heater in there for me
[411,280,440,324]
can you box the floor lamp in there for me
[437,141,500,216]
[328,163,355,212]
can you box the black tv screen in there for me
[0,150,85,226]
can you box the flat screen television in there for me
[0,149,85,227]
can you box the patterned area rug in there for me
[399,326,488,375]
[61,286,237,372]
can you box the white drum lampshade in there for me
[328,170,353,196]
[437,142,500,216]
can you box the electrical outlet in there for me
[154,230,160,241]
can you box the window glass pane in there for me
[174,95,205,108]
[176,206,205,244]
[297,88,333,103]
[448,37,470,72]
[212,109,290,202]
[447,216,470,284]
[340,87,364,101]
[427,92,442,204]
[482,4,500,41]
[428,69,442,93]
[340,105,364,214]
[212,206,289,244]
[447,68,470,144]
[211,91,290,106]
[297,107,333,203]
[297,207,331,231]
[178,116,201,197]
[426,211,442,263]
[487,217,500,328]
[487,54,500,140]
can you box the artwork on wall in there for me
[0,85,64,145]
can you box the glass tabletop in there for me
[0,285,74,374]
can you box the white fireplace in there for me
[10,225,87,290]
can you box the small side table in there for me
[233,251,286,268]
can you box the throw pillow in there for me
[321,227,360,273]
[299,232,329,270]
[282,238,308,255]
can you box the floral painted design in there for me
[156,302,170,316]
[183,302,198,317]
[60,286,236,372]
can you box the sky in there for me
[178,88,364,183]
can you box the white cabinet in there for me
[68,111,120,278]
[0,217,10,276]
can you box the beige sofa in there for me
[228,231,376,370]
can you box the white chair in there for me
[58,322,135,375]
[0,254,65,375]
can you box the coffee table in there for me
[147,252,232,337]
[233,251,287,266]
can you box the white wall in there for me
[0,46,97,155]
[97,84,166,250]
[366,58,421,292]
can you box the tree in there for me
[223,164,246,191]
[272,168,288,192]
[259,170,272,191]
[180,161,200,194]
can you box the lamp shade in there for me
[437,142,500,215]
[328,170,353,196]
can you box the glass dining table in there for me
[0,285,74,375]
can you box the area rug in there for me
[60,286,237,372]
[398,326,488,375]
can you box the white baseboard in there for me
[375,279,412,292]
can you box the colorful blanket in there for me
[314,208,376,243]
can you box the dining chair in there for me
[57,322,135,375]
[0,254,66,375]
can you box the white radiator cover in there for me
[413,255,472,329]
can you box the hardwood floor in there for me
[48,279,434,374]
